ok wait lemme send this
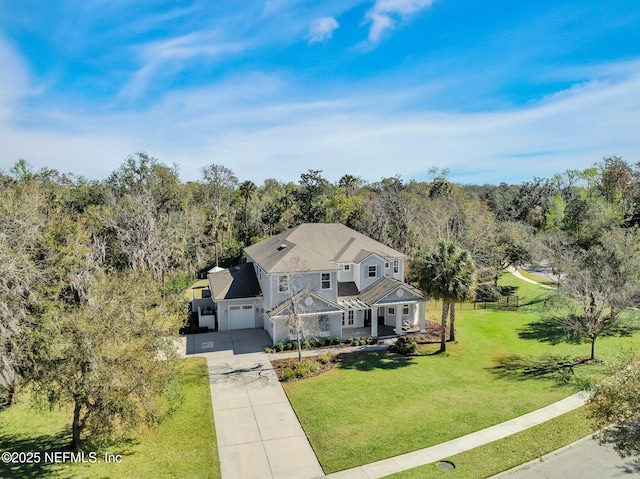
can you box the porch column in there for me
[419,302,426,333]
[395,306,402,335]
[371,307,378,338]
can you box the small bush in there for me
[281,370,295,382]
[264,346,274,353]
[390,336,418,355]
[284,342,293,351]
[275,342,284,352]
[302,340,311,349]
[333,337,341,345]
[294,360,319,378]
[291,341,299,351]
[318,352,332,365]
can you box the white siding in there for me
[267,271,338,310]
[337,263,354,282]
[359,255,386,291]
[216,299,259,331]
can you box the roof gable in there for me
[359,276,426,305]
[268,288,342,317]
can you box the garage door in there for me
[229,305,255,329]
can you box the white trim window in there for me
[403,304,409,315]
[393,260,400,274]
[344,264,350,271]
[388,306,395,315]
[368,265,377,278]
[321,273,331,289]
[348,310,355,325]
[319,315,331,335]
[278,275,289,292]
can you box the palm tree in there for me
[338,174,363,197]
[239,180,257,242]
[411,241,476,352]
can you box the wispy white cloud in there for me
[365,0,436,44]
[118,31,249,100]
[308,17,340,44]
[0,36,33,120]
[4,59,640,185]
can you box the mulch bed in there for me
[271,356,336,382]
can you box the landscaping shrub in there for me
[302,340,311,349]
[281,370,295,381]
[318,352,332,365]
[264,346,274,353]
[324,337,333,347]
[284,342,293,351]
[390,336,418,355]
[294,360,319,378]
[333,337,341,345]
[275,342,284,352]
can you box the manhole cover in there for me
[437,461,455,472]
[201,341,214,349]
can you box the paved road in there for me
[494,437,640,479]
[520,263,563,286]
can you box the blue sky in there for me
[1,0,639,184]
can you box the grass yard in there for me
[0,357,220,479]
[387,407,594,479]
[185,279,210,300]
[283,273,640,474]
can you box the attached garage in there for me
[207,264,262,333]
[229,305,255,330]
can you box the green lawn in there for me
[387,407,594,479]
[0,357,220,479]
[284,273,640,474]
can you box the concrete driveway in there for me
[186,329,325,479]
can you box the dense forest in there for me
[2,152,640,446]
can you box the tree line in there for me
[2,152,640,447]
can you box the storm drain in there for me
[437,461,455,472]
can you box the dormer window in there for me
[393,259,400,273]
[321,273,331,289]
[368,265,377,278]
[344,264,350,271]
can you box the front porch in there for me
[341,322,422,339]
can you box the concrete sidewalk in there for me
[326,391,590,479]
[187,330,325,479]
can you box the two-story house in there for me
[207,223,427,345]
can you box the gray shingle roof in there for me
[337,281,359,299]
[245,223,405,274]
[268,289,342,317]
[359,276,426,305]
[207,263,261,300]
